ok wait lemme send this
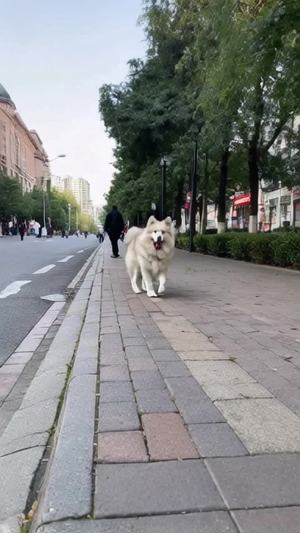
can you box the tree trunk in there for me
[248,138,259,233]
[200,191,207,234]
[217,147,230,233]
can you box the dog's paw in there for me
[158,288,165,295]
[131,283,142,294]
[147,290,157,298]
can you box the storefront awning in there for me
[233,193,251,207]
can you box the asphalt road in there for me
[0,234,99,365]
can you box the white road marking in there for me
[77,250,84,254]
[33,264,56,274]
[58,255,74,263]
[0,280,31,299]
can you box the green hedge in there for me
[176,232,300,270]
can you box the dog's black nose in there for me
[157,235,162,242]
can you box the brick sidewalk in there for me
[35,244,300,532]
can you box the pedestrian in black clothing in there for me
[104,206,124,258]
[19,221,26,241]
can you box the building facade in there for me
[64,176,92,216]
[0,83,48,192]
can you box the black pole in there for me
[161,159,166,220]
[189,138,198,252]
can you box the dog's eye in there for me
[161,231,165,234]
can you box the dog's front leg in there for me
[141,267,157,297]
[131,268,142,294]
[158,272,166,295]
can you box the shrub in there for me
[175,230,300,270]
[176,234,189,250]
[194,234,209,253]
[249,234,276,264]
[229,234,252,261]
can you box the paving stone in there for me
[36,375,97,524]
[37,512,238,533]
[100,365,130,382]
[100,382,135,403]
[150,349,180,361]
[189,423,248,457]
[215,398,300,453]
[97,431,148,463]
[0,398,59,444]
[5,352,33,365]
[156,360,190,377]
[0,447,44,521]
[95,460,225,517]
[123,337,146,347]
[125,346,152,359]
[165,376,208,399]
[142,413,198,460]
[207,454,300,509]
[100,334,123,354]
[232,507,300,533]
[146,337,171,349]
[136,389,177,414]
[101,353,126,365]
[202,382,273,401]
[179,350,229,361]
[99,402,140,431]
[170,335,218,352]
[186,360,256,386]
[0,374,19,399]
[131,370,166,391]
[128,358,157,371]
[175,395,224,424]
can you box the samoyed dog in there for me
[125,216,176,298]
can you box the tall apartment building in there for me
[59,175,93,216]
[0,83,48,192]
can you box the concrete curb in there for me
[0,248,102,532]
[31,249,103,531]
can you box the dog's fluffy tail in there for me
[124,226,142,245]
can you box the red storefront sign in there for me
[233,193,251,207]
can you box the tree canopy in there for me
[100,0,299,231]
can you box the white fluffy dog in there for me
[125,216,175,297]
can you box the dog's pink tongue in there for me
[154,241,162,250]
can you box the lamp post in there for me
[160,157,167,220]
[68,203,71,233]
[160,156,170,220]
[189,138,198,252]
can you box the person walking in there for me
[104,206,124,258]
[98,225,105,244]
[19,221,26,241]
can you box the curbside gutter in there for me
[30,249,103,531]
[0,247,102,533]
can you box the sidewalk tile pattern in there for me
[142,413,199,460]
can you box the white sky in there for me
[0,0,146,206]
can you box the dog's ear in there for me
[147,216,157,226]
[164,216,172,225]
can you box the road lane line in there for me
[77,250,84,254]
[33,264,56,274]
[57,255,74,263]
[0,280,31,299]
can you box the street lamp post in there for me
[189,138,198,252]
[68,203,71,233]
[160,157,167,220]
